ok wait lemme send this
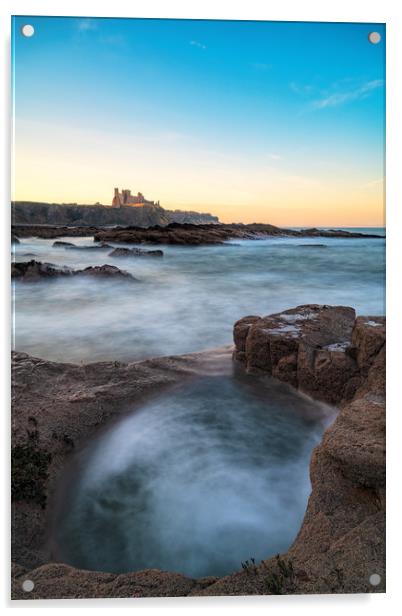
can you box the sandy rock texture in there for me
[11,306,385,599]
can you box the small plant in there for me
[265,555,295,595]
[241,557,258,575]
[276,554,294,579]
[266,571,284,594]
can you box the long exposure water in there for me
[54,363,335,578]
[13,229,385,363]
[13,229,384,577]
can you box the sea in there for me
[12,228,385,363]
[12,227,385,578]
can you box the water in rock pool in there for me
[54,365,335,578]
[13,230,384,363]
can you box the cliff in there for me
[11,201,219,227]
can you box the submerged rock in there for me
[52,241,76,247]
[12,260,137,282]
[108,247,164,258]
[52,240,113,250]
[77,264,137,281]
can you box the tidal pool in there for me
[54,364,335,578]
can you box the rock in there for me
[235,305,357,403]
[299,244,327,248]
[94,223,383,246]
[52,241,76,247]
[11,305,386,597]
[108,247,164,258]
[66,243,113,251]
[11,260,73,282]
[52,240,113,250]
[350,317,385,374]
[12,260,137,282]
[77,264,137,281]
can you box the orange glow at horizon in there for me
[13,121,384,228]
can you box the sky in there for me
[12,17,385,226]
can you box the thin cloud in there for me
[268,153,282,160]
[77,19,97,32]
[190,40,207,50]
[361,178,384,190]
[289,82,315,96]
[310,79,384,110]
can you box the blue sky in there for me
[12,17,385,225]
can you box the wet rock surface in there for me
[93,223,383,246]
[52,241,76,247]
[108,247,164,258]
[12,260,137,282]
[11,306,385,598]
[52,240,113,250]
[12,260,74,281]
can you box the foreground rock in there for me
[108,247,164,258]
[234,304,385,405]
[228,305,385,595]
[12,260,137,282]
[11,305,385,598]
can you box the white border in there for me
[1,1,401,614]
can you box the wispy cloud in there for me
[289,82,315,96]
[190,40,207,50]
[310,79,384,110]
[77,19,97,32]
[268,153,282,160]
[361,178,384,190]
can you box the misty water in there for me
[54,364,335,578]
[13,230,384,577]
[13,230,385,363]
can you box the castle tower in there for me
[112,187,121,208]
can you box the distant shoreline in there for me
[12,221,384,245]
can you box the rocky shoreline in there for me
[12,222,383,245]
[11,305,385,599]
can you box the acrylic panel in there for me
[11,16,385,600]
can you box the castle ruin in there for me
[112,188,160,208]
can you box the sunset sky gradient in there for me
[12,17,385,226]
